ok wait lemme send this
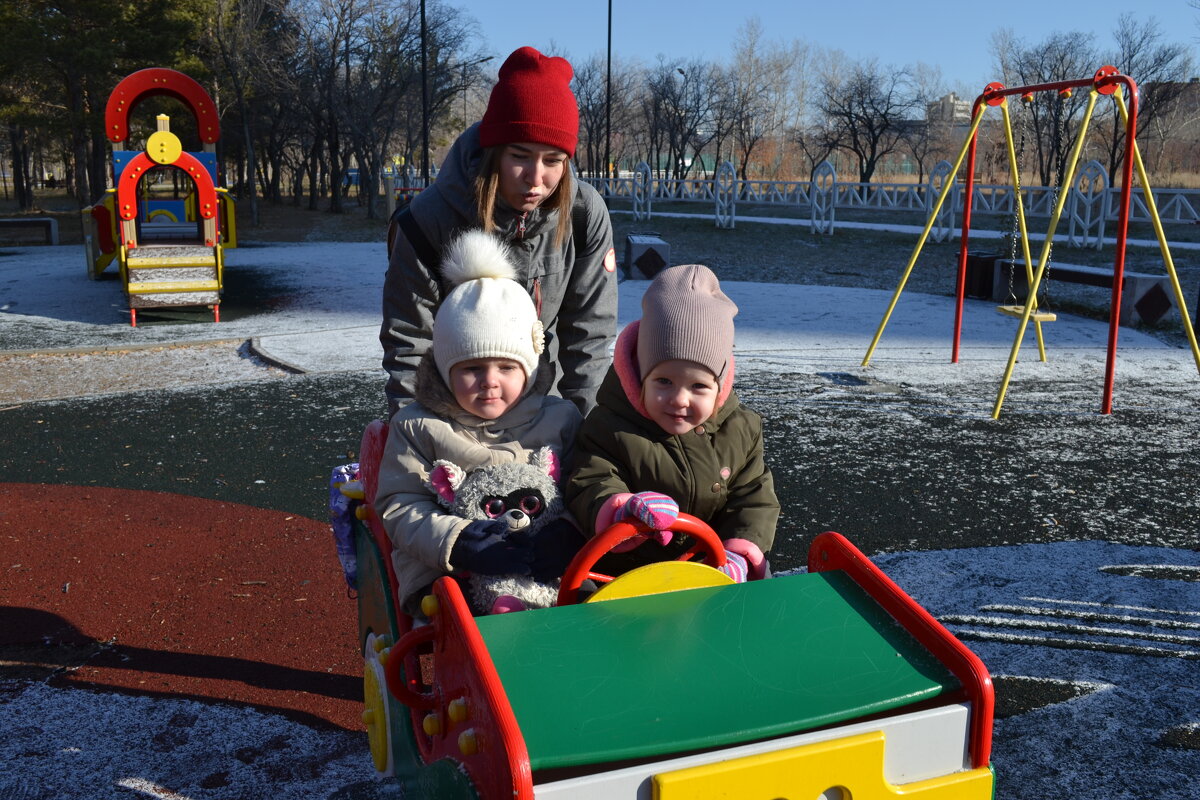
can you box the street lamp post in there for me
[605,0,612,189]
[420,0,429,187]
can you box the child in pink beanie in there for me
[565,264,779,580]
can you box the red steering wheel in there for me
[557,512,725,605]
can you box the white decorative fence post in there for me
[714,160,737,229]
[1068,159,1107,250]
[928,160,956,243]
[810,161,836,235]
[633,161,652,221]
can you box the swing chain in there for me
[1006,124,1026,304]
[1040,91,1073,311]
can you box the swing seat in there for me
[996,304,1056,322]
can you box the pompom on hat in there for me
[636,264,737,380]
[432,231,545,387]
[479,46,579,157]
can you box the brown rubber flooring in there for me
[1,483,364,731]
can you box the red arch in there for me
[116,151,219,222]
[105,68,220,145]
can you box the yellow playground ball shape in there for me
[147,130,183,165]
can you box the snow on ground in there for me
[2,240,1198,798]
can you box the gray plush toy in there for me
[427,447,577,615]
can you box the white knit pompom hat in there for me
[432,230,545,387]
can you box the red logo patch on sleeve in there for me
[603,247,617,273]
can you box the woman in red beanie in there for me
[382,46,617,420]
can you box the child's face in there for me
[641,360,719,435]
[449,358,526,419]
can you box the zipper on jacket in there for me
[516,212,527,239]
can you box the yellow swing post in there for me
[991,88,1101,418]
[861,102,989,368]
[1112,89,1200,372]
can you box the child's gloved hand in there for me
[715,550,749,583]
[450,519,533,576]
[617,491,679,531]
[721,538,770,580]
[530,518,587,582]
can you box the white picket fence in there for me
[582,159,1200,245]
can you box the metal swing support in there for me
[862,66,1200,417]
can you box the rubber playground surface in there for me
[2,239,1199,798]
[3,483,361,729]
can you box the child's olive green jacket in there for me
[565,321,779,569]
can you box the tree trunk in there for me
[9,123,34,210]
[307,139,320,211]
[67,80,92,206]
[363,161,379,220]
[89,124,108,200]
[327,123,344,214]
[239,113,260,226]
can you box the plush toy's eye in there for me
[481,498,507,518]
[518,494,543,515]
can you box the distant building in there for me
[926,92,972,125]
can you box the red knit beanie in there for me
[479,46,579,157]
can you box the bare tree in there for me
[289,0,358,212]
[639,59,721,179]
[204,0,274,227]
[593,58,641,177]
[817,56,919,183]
[705,65,737,178]
[902,62,950,184]
[680,60,722,179]
[573,56,609,177]
[791,123,838,180]
[638,67,670,177]
[991,28,1098,186]
[726,19,807,181]
[725,20,773,180]
[1099,13,1195,182]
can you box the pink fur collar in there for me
[613,320,735,420]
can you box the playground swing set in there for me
[862,66,1200,418]
[82,68,237,327]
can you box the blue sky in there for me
[459,0,1199,95]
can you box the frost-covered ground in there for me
[2,239,1198,798]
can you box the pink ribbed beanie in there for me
[636,264,737,380]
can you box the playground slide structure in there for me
[339,420,997,799]
[82,68,237,327]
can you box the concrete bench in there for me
[972,256,1175,325]
[0,217,60,245]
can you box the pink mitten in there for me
[716,550,749,583]
[722,538,769,580]
[608,491,677,550]
[618,491,679,530]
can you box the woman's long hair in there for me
[474,146,574,248]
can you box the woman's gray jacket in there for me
[381,123,617,417]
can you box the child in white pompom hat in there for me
[374,230,584,616]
